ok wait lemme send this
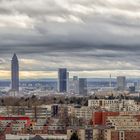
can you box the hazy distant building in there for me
[73,76,79,94]
[67,72,69,93]
[129,86,135,93]
[117,76,126,91]
[79,78,87,95]
[11,53,19,92]
[58,68,67,93]
[73,76,78,81]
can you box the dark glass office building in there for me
[11,53,19,92]
[58,68,67,92]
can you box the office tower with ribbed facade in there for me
[11,53,19,92]
[58,68,67,93]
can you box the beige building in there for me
[68,106,93,120]
[106,115,140,131]
[88,99,140,112]
[67,126,96,140]
[6,134,67,140]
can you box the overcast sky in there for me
[0,0,140,79]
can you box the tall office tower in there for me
[73,76,79,94]
[117,76,126,91]
[67,72,69,93]
[79,78,87,95]
[58,68,67,93]
[11,53,19,92]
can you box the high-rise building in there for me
[117,76,126,91]
[79,78,87,95]
[73,76,79,94]
[67,72,69,93]
[73,76,78,81]
[58,68,67,93]
[11,53,19,92]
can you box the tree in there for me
[59,99,64,104]
[53,97,57,103]
[94,96,98,99]
[70,132,79,140]
[1,99,4,106]
[70,100,74,104]
[65,98,69,104]
[94,130,105,140]
[83,100,88,106]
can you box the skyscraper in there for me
[79,78,87,95]
[117,76,126,91]
[73,76,79,94]
[58,68,67,93]
[11,53,19,92]
[67,72,69,93]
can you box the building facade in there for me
[79,78,87,95]
[73,76,79,94]
[58,68,67,93]
[117,76,126,91]
[11,53,19,92]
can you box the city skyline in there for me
[0,1,140,139]
[0,0,140,79]
[2,54,140,79]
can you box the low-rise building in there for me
[67,126,94,140]
[68,105,93,121]
[5,134,67,140]
[88,99,140,112]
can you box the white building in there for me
[6,134,67,140]
[88,99,140,112]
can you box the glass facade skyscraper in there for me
[58,68,67,93]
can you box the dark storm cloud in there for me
[0,0,140,77]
